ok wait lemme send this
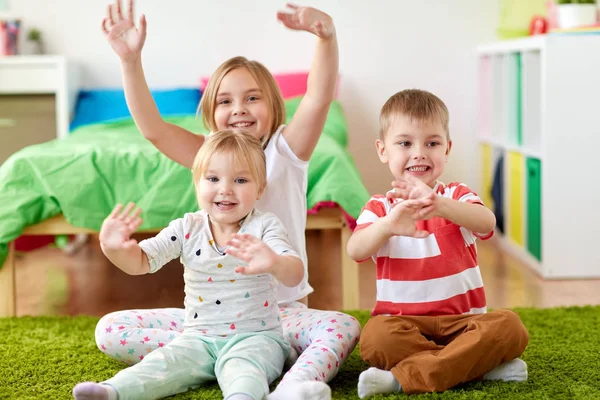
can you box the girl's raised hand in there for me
[276,3,335,39]
[226,234,277,276]
[101,0,147,62]
[99,203,143,251]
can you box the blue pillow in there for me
[70,88,201,131]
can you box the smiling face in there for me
[376,114,452,188]
[196,150,263,227]
[213,67,271,142]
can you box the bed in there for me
[0,94,370,317]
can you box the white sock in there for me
[357,367,401,399]
[267,380,331,400]
[225,394,254,400]
[72,382,118,400]
[483,358,528,382]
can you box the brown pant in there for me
[359,309,529,394]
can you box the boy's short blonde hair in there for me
[199,56,286,148]
[379,89,450,140]
[191,129,267,199]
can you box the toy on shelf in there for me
[0,19,20,55]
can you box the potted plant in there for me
[556,0,597,29]
[25,27,44,55]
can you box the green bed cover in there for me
[0,98,370,267]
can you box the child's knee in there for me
[359,317,386,350]
[342,314,362,338]
[493,309,529,353]
[95,314,117,348]
[359,317,413,365]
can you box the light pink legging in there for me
[95,303,361,384]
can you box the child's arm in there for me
[226,214,304,287]
[99,203,149,275]
[227,234,304,287]
[391,177,496,236]
[347,218,395,263]
[436,198,496,235]
[277,4,338,161]
[347,197,434,262]
[103,0,203,169]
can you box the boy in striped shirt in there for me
[347,89,529,397]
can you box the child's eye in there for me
[247,96,259,102]
[235,178,248,184]
[218,99,230,105]
[207,177,218,182]
[427,141,440,147]
[397,141,411,147]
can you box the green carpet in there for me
[2,307,600,399]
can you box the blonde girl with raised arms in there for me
[95,1,361,399]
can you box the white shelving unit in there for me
[477,35,600,279]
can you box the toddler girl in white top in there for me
[73,130,303,400]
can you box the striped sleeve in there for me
[448,182,485,206]
[353,195,388,233]
[447,182,493,240]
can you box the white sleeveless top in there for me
[256,125,313,303]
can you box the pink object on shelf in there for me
[0,21,8,55]
[0,19,20,56]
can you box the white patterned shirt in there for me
[139,209,298,336]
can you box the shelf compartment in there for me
[526,157,542,261]
[506,151,525,247]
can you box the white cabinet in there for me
[0,55,80,163]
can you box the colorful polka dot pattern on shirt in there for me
[137,209,298,337]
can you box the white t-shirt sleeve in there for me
[270,125,310,169]
[260,212,299,259]
[139,216,187,273]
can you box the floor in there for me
[13,233,600,317]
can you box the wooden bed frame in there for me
[0,207,359,317]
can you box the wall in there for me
[3,0,500,195]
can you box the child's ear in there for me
[445,140,452,160]
[376,139,388,163]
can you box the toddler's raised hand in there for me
[102,0,147,62]
[277,3,335,39]
[226,234,278,276]
[99,203,143,251]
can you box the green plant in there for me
[26,28,41,42]
[557,0,596,4]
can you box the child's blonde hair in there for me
[379,89,450,140]
[192,129,267,204]
[199,56,286,148]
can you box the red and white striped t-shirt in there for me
[354,181,493,317]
